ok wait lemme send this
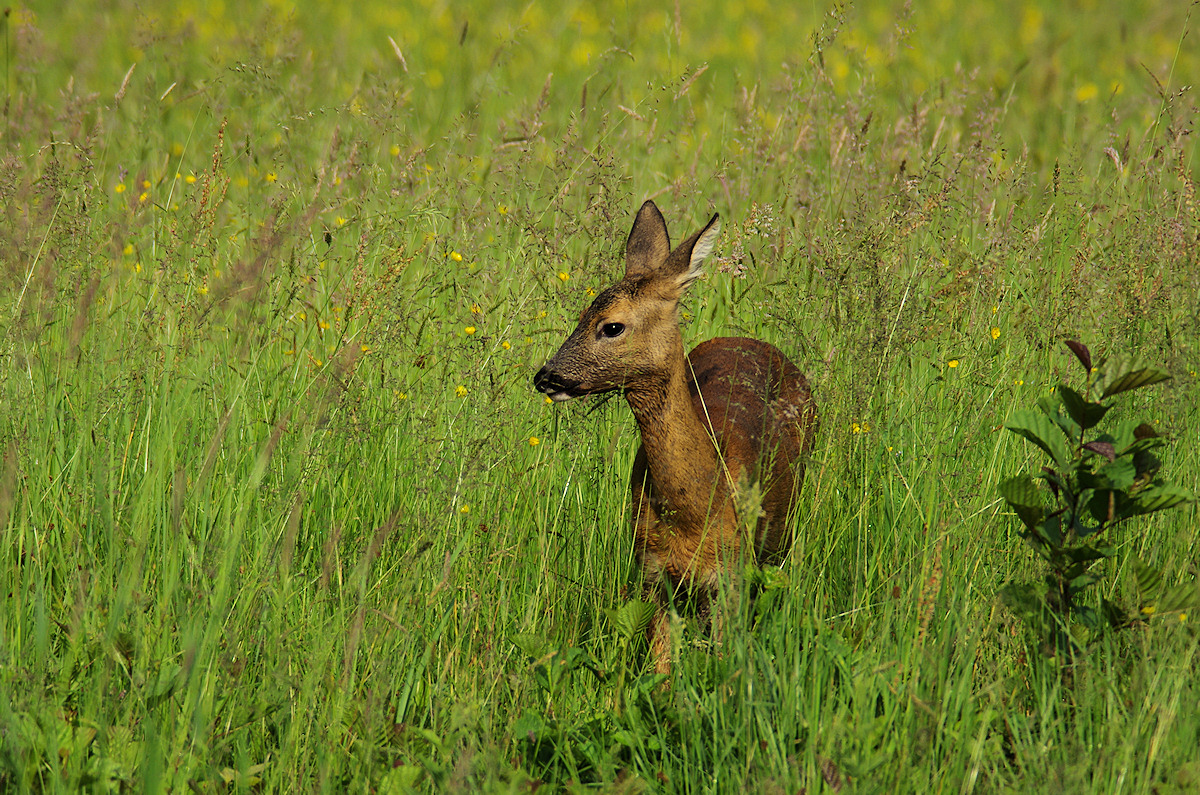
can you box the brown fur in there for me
[534,201,817,673]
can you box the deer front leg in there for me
[646,587,673,674]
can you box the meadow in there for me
[1,0,1198,791]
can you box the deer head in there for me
[534,200,721,401]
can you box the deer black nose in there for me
[533,365,558,393]
[534,365,578,396]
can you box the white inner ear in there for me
[680,218,721,288]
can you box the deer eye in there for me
[600,322,625,338]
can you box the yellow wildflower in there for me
[115,183,126,194]
[528,436,540,446]
[450,251,463,262]
[947,359,959,369]
[465,326,476,335]
[557,271,570,282]
[990,327,1001,340]
[501,341,511,350]
[455,385,468,398]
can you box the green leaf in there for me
[1059,386,1110,431]
[1067,569,1101,597]
[1005,410,1071,467]
[1133,558,1200,617]
[1101,597,1134,629]
[1133,557,1163,596]
[512,711,546,743]
[607,599,656,642]
[1096,354,1171,399]
[1084,490,1116,526]
[1062,542,1114,563]
[1092,457,1136,490]
[1038,395,1082,445]
[999,475,1045,530]
[1032,514,1064,549]
[511,633,551,661]
[1131,483,1194,515]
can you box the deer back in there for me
[683,337,816,563]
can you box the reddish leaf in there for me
[1134,423,1158,440]
[1083,441,1116,461]
[1064,340,1092,373]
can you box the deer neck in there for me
[624,338,729,530]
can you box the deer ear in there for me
[672,213,720,291]
[624,201,671,281]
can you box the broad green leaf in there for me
[1122,436,1168,457]
[1067,569,1101,597]
[999,475,1044,530]
[1085,490,1116,526]
[1033,514,1063,548]
[1039,465,1071,501]
[1097,354,1171,399]
[1131,484,1195,515]
[1153,582,1200,615]
[1101,597,1134,629]
[512,711,546,742]
[511,633,551,660]
[999,474,1042,509]
[1059,386,1110,431]
[1073,605,1103,632]
[1005,410,1071,467]
[1093,457,1136,490]
[1062,542,1113,563]
[1133,557,1164,596]
[1133,558,1200,617]
[1038,395,1081,444]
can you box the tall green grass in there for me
[2,1,1198,791]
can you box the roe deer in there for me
[533,200,817,673]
